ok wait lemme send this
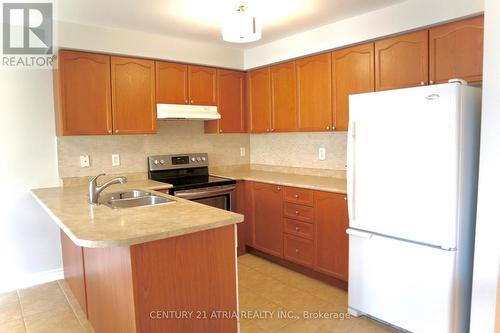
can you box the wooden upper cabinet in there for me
[375,30,429,91]
[251,182,283,258]
[296,53,333,131]
[271,61,297,132]
[332,43,375,131]
[111,56,156,135]
[205,69,246,133]
[430,16,484,84]
[155,61,189,104]
[188,65,217,105]
[247,67,272,133]
[314,191,349,281]
[55,50,112,136]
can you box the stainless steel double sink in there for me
[99,189,174,209]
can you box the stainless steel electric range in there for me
[148,153,236,211]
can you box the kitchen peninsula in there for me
[31,178,244,333]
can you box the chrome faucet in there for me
[88,173,127,205]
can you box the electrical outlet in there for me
[80,155,90,168]
[112,154,120,166]
[318,148,326,161]
[240,147,246,157]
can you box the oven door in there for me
[174,185,235,211]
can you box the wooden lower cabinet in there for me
[61,226,238,333]
[314,191,349,281]
[250,182,283,257]
[247,182,349,284]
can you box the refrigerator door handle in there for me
[347,121,356,221]
[346,228,373,239]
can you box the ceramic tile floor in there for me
[0,280,93,333]
[0,254,401,332]
[237,254,401,333]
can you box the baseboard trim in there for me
[16,268,64,291]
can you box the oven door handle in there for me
[175,186,236,200]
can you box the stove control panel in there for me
[148,153,209,171]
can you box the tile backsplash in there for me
[57,121,250,178]
[57,121,348,179]
[250,132,347,171]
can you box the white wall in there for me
[244,0,484,69]
[0,69,61,292]
[56,21,244,69]
[470,0,500,331]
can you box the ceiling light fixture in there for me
[222,2,262,43]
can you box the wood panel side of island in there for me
[60,231,88,316]
[130,225,238,333]
[83,246,137,333]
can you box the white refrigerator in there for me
[346,82,482,333]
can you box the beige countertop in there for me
[211,165,347,194]
[31,179,243,248]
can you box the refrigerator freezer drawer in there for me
[348,232,457,333]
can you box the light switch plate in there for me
[80,155,90,168]
[319,148,326,161]
[112,154,120,166]
[240,147,246,157]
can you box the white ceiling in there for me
[55,0,407,48]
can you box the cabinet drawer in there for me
[284,219,314,239]
[284,234,313,267]
[283,202,314,223]
[284,187,314,206]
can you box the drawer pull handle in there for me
[295,210,300,215]
[294,194,299,198]
[295,227,300,231]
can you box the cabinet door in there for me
[251,182,283,257]
[188,65,217,105]
[375,30,429,91]
[332,44,375,131]
[247,67,272,133]
[217,69,246,133]
[430,16,484,84]
[111,56,156,134]
[314,191,349,281]
[296,53,333,131]
[56,50,112,136]
[271,61,297,132]
[155,61,189,104]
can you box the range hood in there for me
[157,104,221,120]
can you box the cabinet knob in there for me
[185,100,188,104]
[294,194,299,198]
[295,248,300,253]
[271,128,275,132]
[115,130,119,134]
[295,227,300,231]
[430,80,435,85]
[326,126,330,130]
[344,196,347,201]
[190,100,194,104]
[219,129,223,133]
[277,187,281,191]
[331,126,335,131]
[108,129,112,134]
[420,81,426,86]
[295,210,300,215]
